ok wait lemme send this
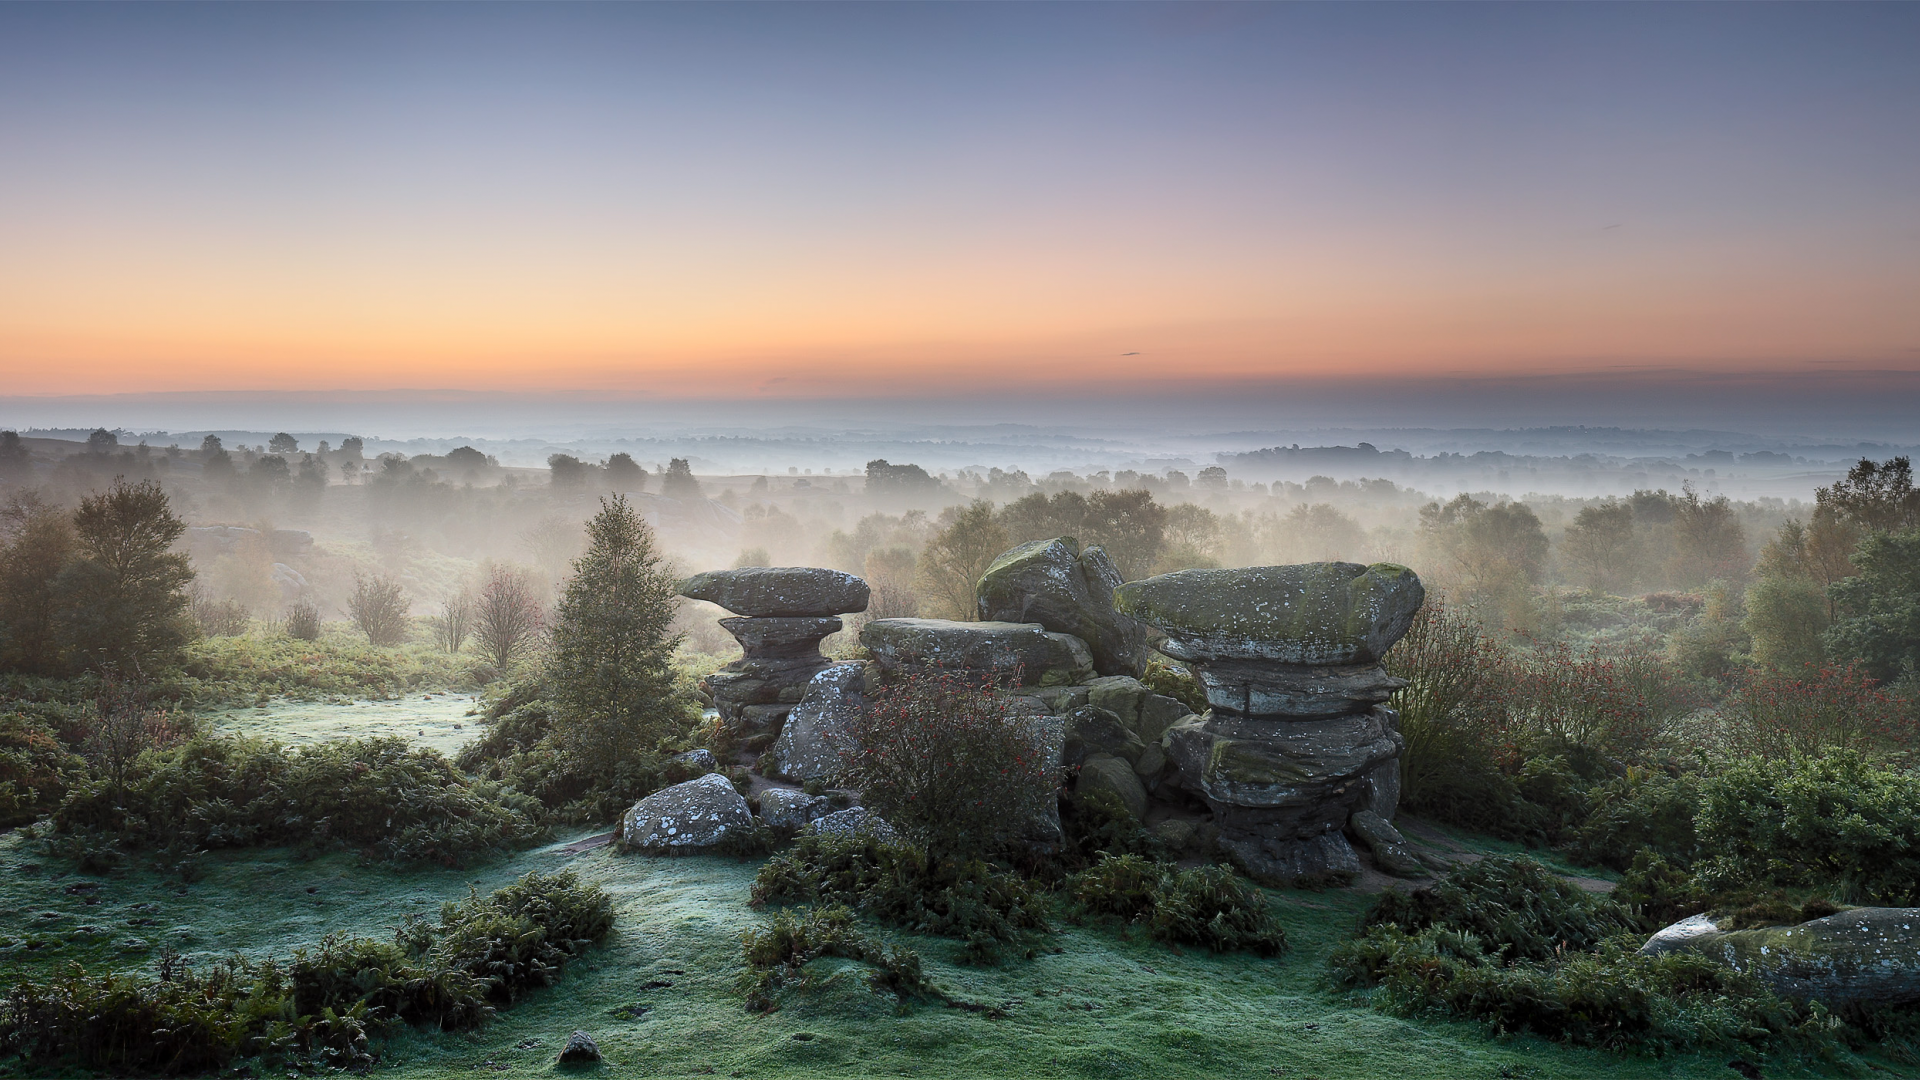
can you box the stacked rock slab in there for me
[1114,562,1424,886]
[681,567,870,733]
[975,538,1148,677]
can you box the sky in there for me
[1,2,1917,414]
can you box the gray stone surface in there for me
[804,807,901,845]
[1192,660,1407,718]
[557,1031,601,1064]
[768,662,865,782]
[758,787,831,831]
[1639,908,1920,1006]
[1063,705,1146,768]
[1220,830,1363,888]
[1162,708,1401,817]
[1113,562,1424,665]
[860,618,1095,686]
[975,538,1148,677]
[672,748,718,773]
[1150,818,1199,852]
[681,566,870,618]
[1364,757,1401,820]
[1079,753,1148,821]
[1347,809,1426,877]
[619,773,754,852]
[720,616,842,658]
[1084,675,1196,743]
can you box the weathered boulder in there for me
[758,787,831,831]
[680,567,870,617]
[1083,675,1195,743]
[1161,708,1401,828]
[804,807,901,845]
[1151,818,1199,852]
[976,538,1148,677]
[619,773,754,852]
[1190,660,1406,719]
[1112,562,1424,665]
[1221,829,1362,888]
[557,1031,601,1064]
[1063,705,1146,768]
[1640,908,1920,1007]
[768,662,865,782]
[1347,809,1428,877]
[720,616,842,657]
[860,618,1095,686]
[1079,753,1148,821]
[672,748,719,773]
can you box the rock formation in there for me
[860,618,1094,686]
[1641,908,1920,1007]
[975,538,1148,677]
[1114,561,1425,886]
[680,567,870,733]
[767,661,867,782]
[619,773,754,852]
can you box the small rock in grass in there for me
[557,1031,601,1063]
[757,788,830,831]
[803,807,900,845]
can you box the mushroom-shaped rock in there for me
[860,618,1094,686]
[1112,562,1424,666]
[680,566,870,618]
[1638,907,1920,1007]
[976,538,1147,677]
[619,773,753,852]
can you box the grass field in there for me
[0,698,1901,1079]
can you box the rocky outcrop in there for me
[1640,908,1920,1007]
[804,807,901,845]
[860,618,1094,687]
[1346,809,1430,877]
[767,662,865,782]
[976,538,1148,677]
[1082,675,1195,744]
[758,788,831,832]
[619,773,754,852]
[682,568,869,734]
[681,566,870,617]
[1115,562,1423,887]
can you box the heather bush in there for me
[750,832,1049,964]
[1694,751,1920,904]
[841,667,1060,857]
[1720,662,1914,760]
[1383,599,1519,827]
[1358,855,1636,962]
[282,596,321,641]
[53,734,544,865]
[346,572,410,646]
[738,905,935,1014]
[0,871,611,1075]
[1069,854,1288,956]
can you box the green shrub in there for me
[1139,657,1206,715]
[0,711,84,827]
[750,833,1049,964]
[1067,855,1288,956]
[1561,766,1700,872]
[0,871,612,1075]
[1615,850,1709,929]
[1329,927,1835,1055]
[738,905,936,1014]
[1360,855,1635,962]
[1695,751,1920,904]
[1059,787,1168,869]
[53,734,544,865]
[842,668,1061,858]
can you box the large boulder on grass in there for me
[1639,907,1920,1006]
[768,662,865,782]
[975,538,1148,677]
[619,773,754,852]
[1112,562,1424,665]
[860,618,1095,686]
[680,567,870,617]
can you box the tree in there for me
[200,434,232,479]
[472,564,544,670]
[268,432,299,454]
[1743,514,1858,670]
[0,431,31,478]
[1269,503,1365,564]
[864,459,940,497]
[0,493,77,673]
[1080,489,1166,580]
[1817,456,1920,533]
[86,428,118,454]
[1668,486,1748,587]
[1196,465,1229,490]
[863,547,919,620]
[661,458,702,498]
[1560,501,1638,594]
[546,495,686,766]
[346,572,411,646]
[1419,495,1548,615]
[1157,503,1224,572]
[604,452,646,491]
[433,588,474,653]
[53,478,194,672]
[1825,528,1920,681]
[915,501,1008,620]
[548,454,588,491]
